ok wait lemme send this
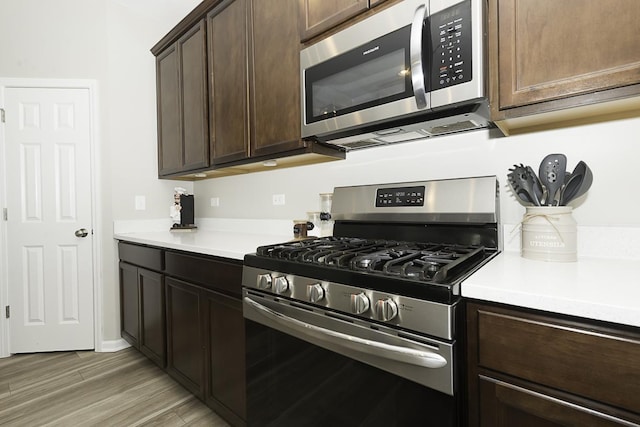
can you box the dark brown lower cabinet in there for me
[119,262,139,348]
[119,261,165,368]
[478,375,630,427]
[204,288,246,425]
[467,301,640,427]
[138,269,165,367]
[120,242,246,426]
[165,277,246,426]
[165,277,205,397]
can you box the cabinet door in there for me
[119,262,139,348]
[139,268,165,368]
[249,0,304,157]
[204,289,246,424]
[178,20,210,172]
[494,0,640,111]
[208,0,250,165]
[474,306,640,415]
[467,303,640,426]
[299,0,369,41]
[165,277,204,398]
[478,376,632,427]
[156,45,182,176]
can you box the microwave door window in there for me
[310,48,410,121]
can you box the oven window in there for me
[304,25,413,124]
[245,319,457,427]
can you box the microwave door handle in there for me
[244,296,447,369]
[410,4,428,109]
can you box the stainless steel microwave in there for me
[300,0,489,150]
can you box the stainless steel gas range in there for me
[242,176,501,426]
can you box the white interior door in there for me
[4,87,94,353]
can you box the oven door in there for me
[243,289,459,426]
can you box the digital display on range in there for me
[376,186,425,207]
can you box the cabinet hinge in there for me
[0,108,5,123]
[5,306,9,319]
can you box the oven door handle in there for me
[244,296,447,369]
[410,3,428,110]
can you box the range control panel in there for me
[376,186,425,207]
[430,0,473,89]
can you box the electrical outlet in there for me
[210,197,220,207]
[135,195,146,211]
[272,194,285,205]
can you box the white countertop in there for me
[114,219,640,329]
[114,229,294,260]
[463,252,640,328]
[114,218,293,260]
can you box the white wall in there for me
[194,116,640,228]
[0,0,199,344]
[106,0,197,221]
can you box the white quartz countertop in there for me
[463,251,640,328]
[113,218,293,260]
[114,229,292,260]
[114,219,640,329]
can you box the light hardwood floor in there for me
[0,347,230,426]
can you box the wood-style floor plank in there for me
[0,348,230,427]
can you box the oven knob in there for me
[375,298,398,322]
[307,283,325,303]
[257,274,272,290]
[273,276,289,294]
[350,293,370,315]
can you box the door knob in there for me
[75,228,89,238]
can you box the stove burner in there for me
[255,237,489,285]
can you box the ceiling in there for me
[110,0,201,26]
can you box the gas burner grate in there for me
[256,237,488,284]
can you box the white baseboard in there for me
[97,338,131,353]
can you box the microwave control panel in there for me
[430,1,473,89]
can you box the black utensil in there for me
[508,164,540,206]
[539,154,567,206]
[561,161,593,205]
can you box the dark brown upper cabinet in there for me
[208,0,249,165]
[299,0,394,42]
[156,20,209,177]
[250,0,304,158]
[489,0,640,135]
[299,0,369,41]
[152,0,344,180]
[209,0,311,166]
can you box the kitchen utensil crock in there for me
[521,206,577,262]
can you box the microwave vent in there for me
[374,131,426,143]
[424,120,482,136]
[341,139,382,150]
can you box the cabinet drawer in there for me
[118,242,163,271]
[165,251,242,297]
[479,376,635,426]
[476,307,640,414]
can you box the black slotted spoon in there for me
[538,154,567,206]
[508,164,541,206]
